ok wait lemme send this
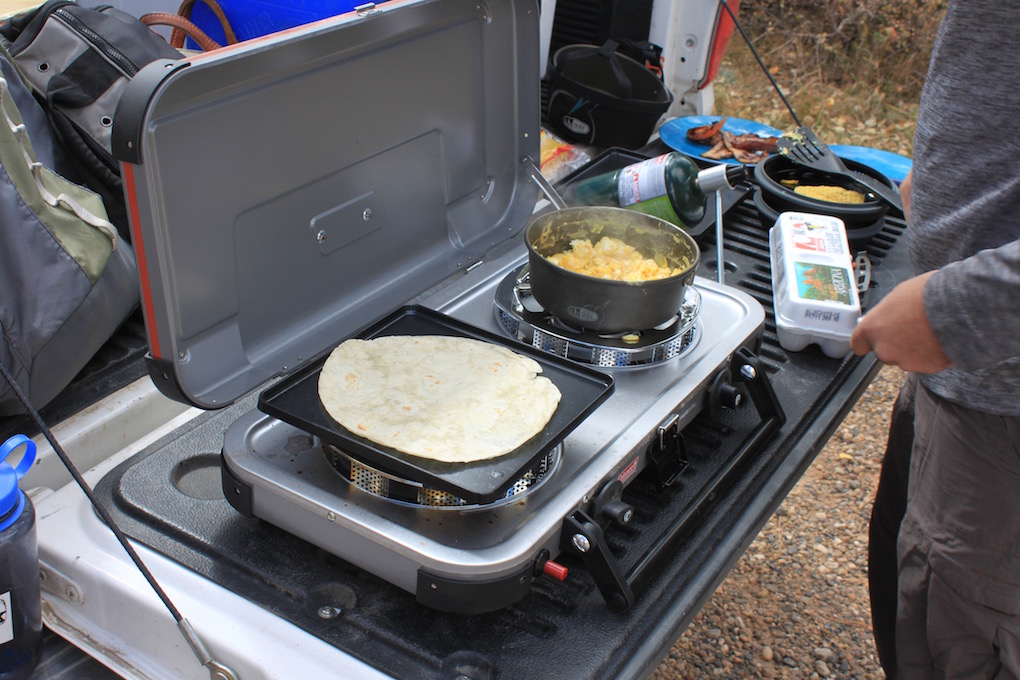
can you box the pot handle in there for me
[593,40,633,100]
[523,156,569,210]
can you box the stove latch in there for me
[648,413,689,488]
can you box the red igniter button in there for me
[542,559,568,581]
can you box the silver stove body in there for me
[222,243,765,596]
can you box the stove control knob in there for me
[534,549,570,581]
[601,499,634,526]
[708,370,744,419]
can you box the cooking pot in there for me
[546,41,674,149]
[754,154,897,239]
[524,206,700,332]
[752,189,885,252]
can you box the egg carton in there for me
[769,212,862,358]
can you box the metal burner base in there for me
[494,265,702,368]
[323,443,561,509]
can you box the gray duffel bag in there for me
[0,45,138,415]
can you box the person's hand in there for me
[849,270,952,373]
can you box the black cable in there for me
[0,361,184,623]
[719,0,802,128]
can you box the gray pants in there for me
[896,381,1020,679]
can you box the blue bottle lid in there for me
[0,434,37,530]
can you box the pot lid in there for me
[549,40,673,111]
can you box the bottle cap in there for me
[0,435,36,528]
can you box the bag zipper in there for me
[48,4,137,172]
[53,6,141,77]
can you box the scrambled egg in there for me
[546,237,682,282]
[781,180,865,204]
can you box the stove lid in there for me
[112,0,542,408]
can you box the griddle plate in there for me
[257,305,614,504]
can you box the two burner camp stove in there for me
[220,250,783,613]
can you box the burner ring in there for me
[322,443,561,510]
[494,264,702,368]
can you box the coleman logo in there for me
[561,115,590,135]
[568,305,601,322]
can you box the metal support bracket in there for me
[39,560,85,606]
[561,510,635,612]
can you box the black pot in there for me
[754,154,897,238]
[524,206,700,332]
[546,42,673,149]
[752,189,885,252]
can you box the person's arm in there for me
[898,169,912,224]
[924,240,1020,370]
[849,170,948,372]
[851,174,1020,372]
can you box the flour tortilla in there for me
[317,335,562,463]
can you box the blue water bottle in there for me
[0,435,42,680]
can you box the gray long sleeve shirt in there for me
[909,0,1020,416]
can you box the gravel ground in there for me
[651,365,906,679]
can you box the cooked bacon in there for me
[728,145,768,164]
[727,133,779,154]
[686,117,727,142]
[701,140,733,160]
[695,132,724,148]
[696,129,775,164]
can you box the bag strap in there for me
[139,12,222,52]
[171,0,238,49]
[0,68,118,250]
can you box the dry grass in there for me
[711,0,946,157]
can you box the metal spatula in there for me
[777,127,903,213]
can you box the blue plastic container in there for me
[190,0,382,46]
[0,435,41,680]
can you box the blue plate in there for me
[829,144,913,184]
[659,116,782,165]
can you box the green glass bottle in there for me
[573,152,748,227]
